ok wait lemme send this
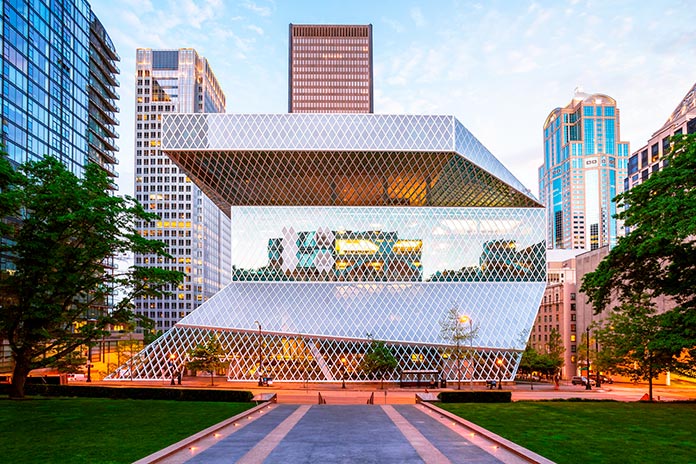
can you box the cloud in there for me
[247,24,264,35]
[242,0,273,17]
[382,17,404,33]
[410,7,426,27]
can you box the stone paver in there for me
[185,405,300,463]
[183,404,512,464]
[394,405,503,464]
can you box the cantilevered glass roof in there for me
[161,114,540,213]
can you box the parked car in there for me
[571,375,595,386]
[598,375,613,384]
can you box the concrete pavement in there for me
[145,404,548,464]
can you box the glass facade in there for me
[109,113,545,383]
[540,91,628,250]
[1,0,115,174]
[1,0,119,271]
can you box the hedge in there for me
[437,390,512,403]
[0,384,254,402]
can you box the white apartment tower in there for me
[133,49,231,332]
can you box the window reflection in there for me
[231,206,546,283]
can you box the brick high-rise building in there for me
[288,24,373,113]
[133,49,231,332]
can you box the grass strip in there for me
[0,397,254,463]
[440,401,696,464]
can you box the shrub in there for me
[0,384,253,402]
[437,390,512,403]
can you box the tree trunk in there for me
[10,356,32,399]
[648,360,653,401]
[211,371,214,386]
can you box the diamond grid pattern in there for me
[162,114,539,209]
[107,113,545,383]
[112,326,522,383]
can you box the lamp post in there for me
[254,320,262,386]
[585,326,592,391]
[169,353,176,386]
[341,357,347,389]
[86,345,92,383]
[496,358,503,389]
[458,315,474,390]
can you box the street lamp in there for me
[340,357,347,389]
[496,358,504,389]
[86,345,92,383]
[458,315,474,390]
[254,320,263,386]
[585,326,592,390]
[169,353,177,386]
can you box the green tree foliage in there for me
[519,329,564,380]
[186,335,225,386]
[360,337,397,389]
[0,152,183,397]
[594,295,675,400]
[439,306,478,389]
[581,134,696,394]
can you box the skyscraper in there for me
[626,82,696,192]
[133,49,231,332]
[288,24,373,113]
[1,0,120,371]
[539,89,629,251]
[1,0,119,177]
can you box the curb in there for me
[420,402,555,464]
[133,401,273,463]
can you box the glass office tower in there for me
[539,89,629,250]
[1,0,119,369]
[109,113,546,383]
[1,0,119,176]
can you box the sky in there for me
[90,0,696,199]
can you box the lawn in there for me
[0,397,254,463]
[440,401,696,464]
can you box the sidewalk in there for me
[99,377,696,404]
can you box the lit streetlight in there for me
[169,353,177,386]
[496,358,504,390]
[585,326,592,391]
[254,320,263,386]
[340,357,347,389]
[458,315,474,390]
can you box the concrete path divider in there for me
[132,401,276,464]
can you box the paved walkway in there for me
[177,404,531,464]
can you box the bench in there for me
[252,393,277,404]
[485,380,497,389]
[415,392,439,403]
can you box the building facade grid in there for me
[133,48,231,333]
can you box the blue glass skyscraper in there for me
[539,89,629,250]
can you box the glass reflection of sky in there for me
[231,206,545,280]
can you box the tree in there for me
[541,328,565,376]
[439,306,478,389]
[0,151,183,398]
[518,342,539,378]
[594,295,677,400]
[360,337,397,389]
[581,134,696,395]
[186,335,225,386]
